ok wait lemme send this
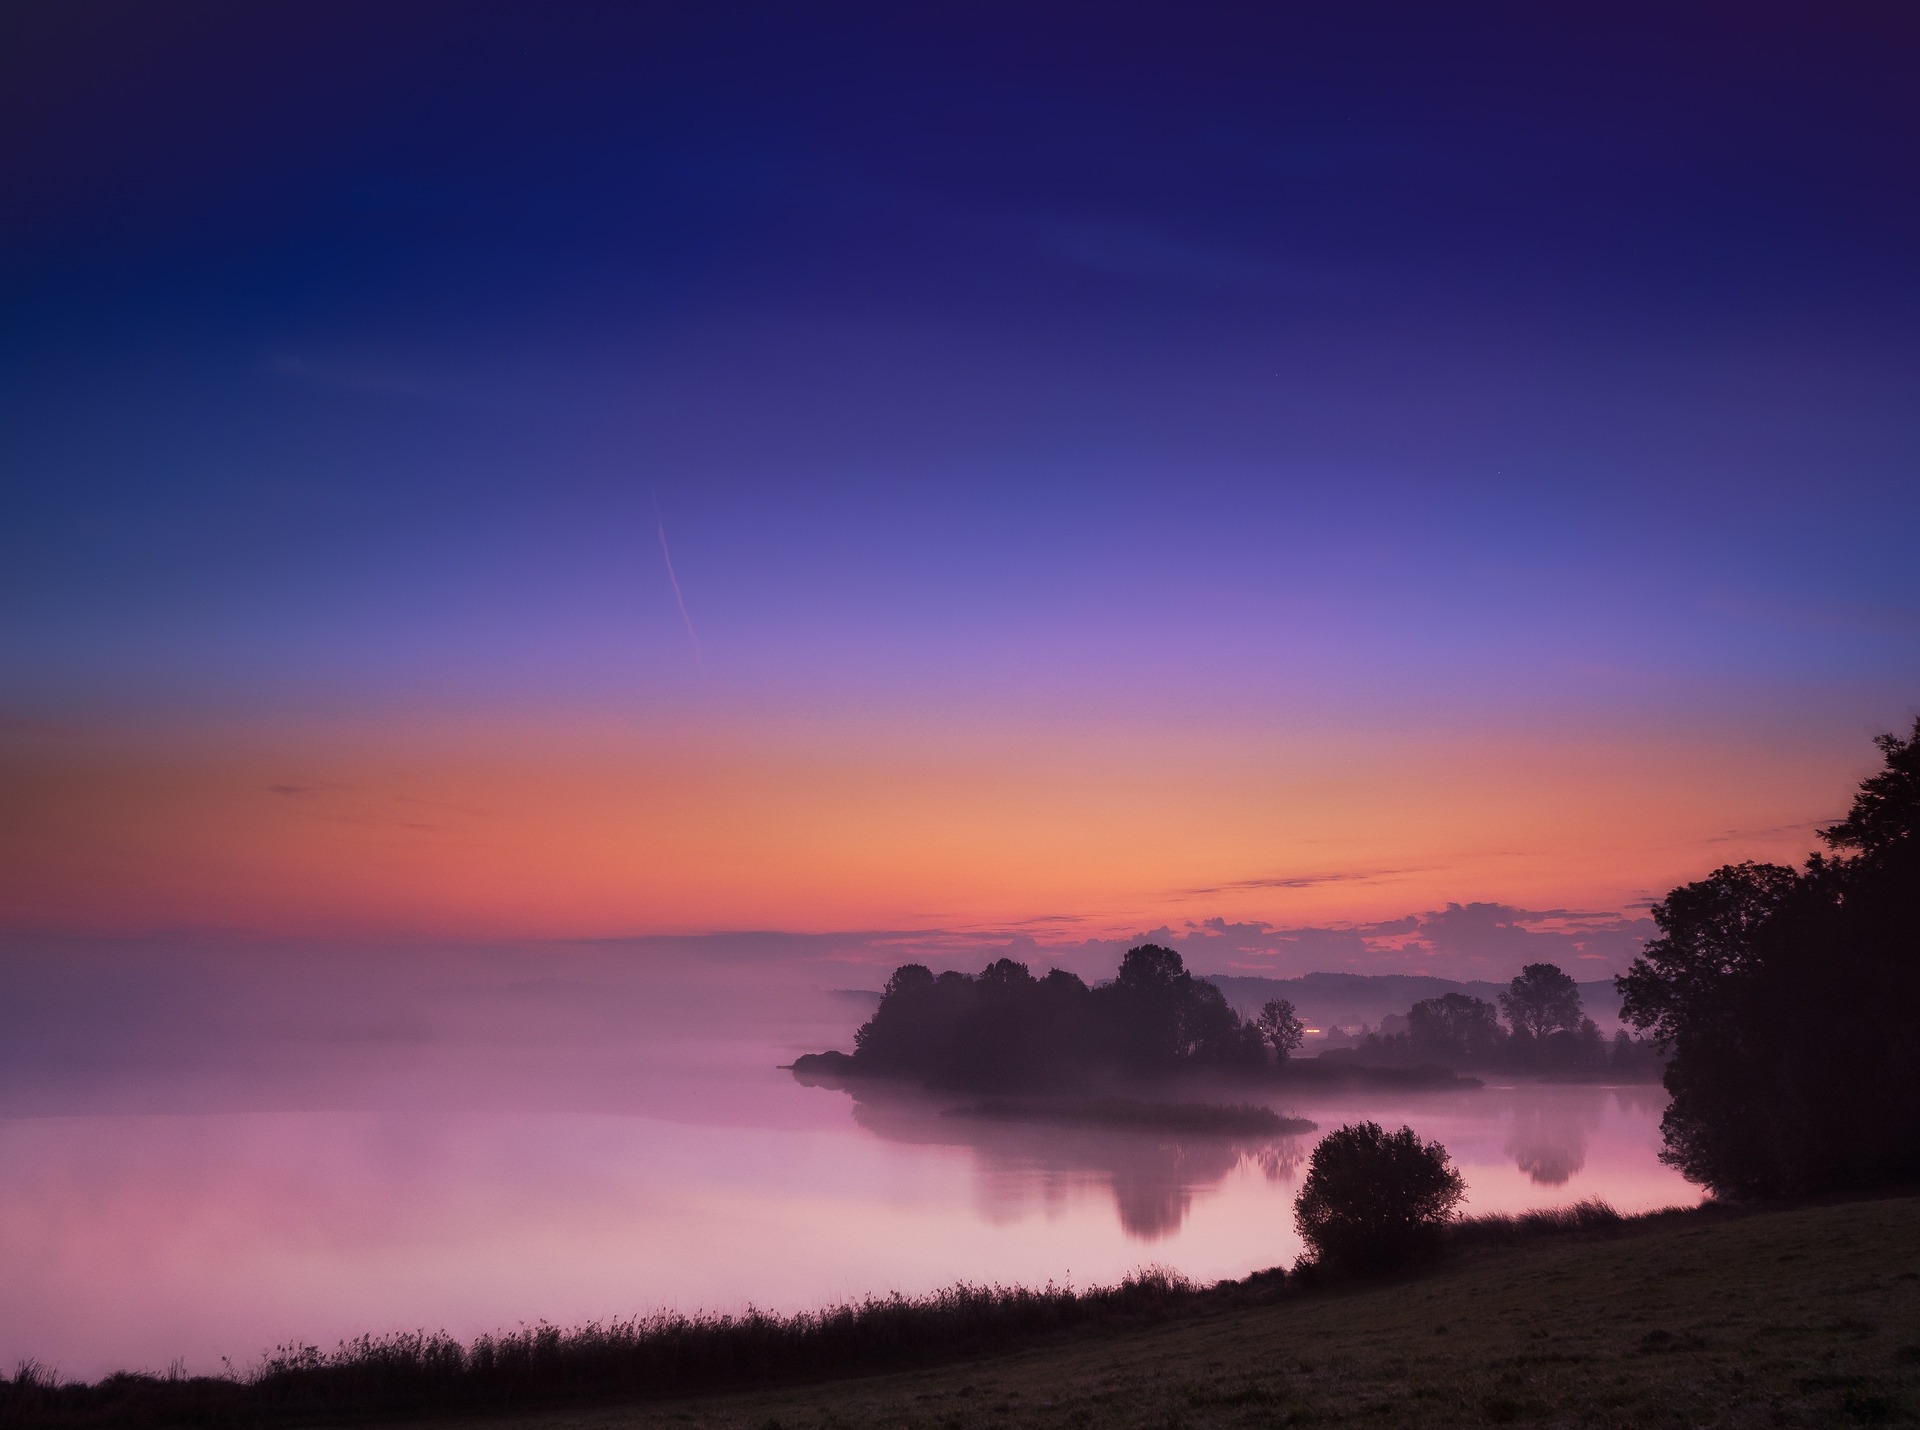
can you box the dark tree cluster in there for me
[848,945,1272,1091]
[1620,719,1920,1199]
[1338,969,1658,1075]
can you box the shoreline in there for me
[14,1193,1914,1427]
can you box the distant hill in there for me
[1206,972,1625,1034]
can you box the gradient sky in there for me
[3,3,1917,973]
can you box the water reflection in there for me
[1504,1088,1604,1184]
[834,1080,1690,1231]
[0,1030,1694,1383]
[845,1087,1309,1240]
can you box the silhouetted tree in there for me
[1574,1016,1606,1067]
[1116,943,1185,989]
[852,964,942,1068]
[1094,944,1260,1072]
[1406,992,1503,1065]
[1097,944,1195,1073]
[1499,963,1582,1041]
[1619,719,1920,1197]
[1256,998,1304,1061]
[1293,1122,1465,1272]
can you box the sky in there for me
[3,2,1917,978]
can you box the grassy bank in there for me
[6,1197,1917,1427]
[2,1272,1226,1429]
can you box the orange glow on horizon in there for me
[0,711,1857,943]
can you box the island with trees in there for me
[793,942,1662,1096]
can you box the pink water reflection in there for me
[2,1060,1694,1381]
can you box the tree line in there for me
[1619,717,1920,1199]
[1326,966,1661,1076]
[840,947,1658,1091]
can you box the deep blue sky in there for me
[2,3,1917,943]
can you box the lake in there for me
[0,981,1695,1381]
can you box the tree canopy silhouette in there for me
[1255,998,1305,1061]
[1293,1122,1465,1272]
[843,944,1266,1091]
[1499,963,1582,1041]
[1406,992,1503,1065]
[1619,718,1920,1198]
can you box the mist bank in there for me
[0,934,1643,1118]
[0,936,874,1119]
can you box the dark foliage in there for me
[1499,963,1583,1041]
[848,945,1267,1091]
[1329,978,1644,1078]
[1293,1121,1466,1273]
[1607,1028,1665,1078]
[1619,718,1920,1198]
[1255,998,1305,1060]
[1407,992,1504,1065]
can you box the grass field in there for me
[446,1196,1920,1429]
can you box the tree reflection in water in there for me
[1502,1085,1608,1185]
[846,1087,1307,1240]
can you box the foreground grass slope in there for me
[468,1197,1920,1429]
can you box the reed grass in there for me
[0,1269,1213,1427]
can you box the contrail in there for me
[653,496,703,666]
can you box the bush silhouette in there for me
[1293,1122,1465,1272]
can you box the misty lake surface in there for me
[0,991,1698,1381]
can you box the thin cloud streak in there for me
[653,496,703,667]
[1174,867,1430,896]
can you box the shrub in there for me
[1293,1122,1465,1272]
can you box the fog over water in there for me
[0,941,1697,1380]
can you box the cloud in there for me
[1174,867,1426,896]
[763,899,1654,984]
[653,496,703,666]
[27,902,1650,994]
[1079,902,1657,979]
[1384,903,1655,975]
[1704,819,1829,845]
